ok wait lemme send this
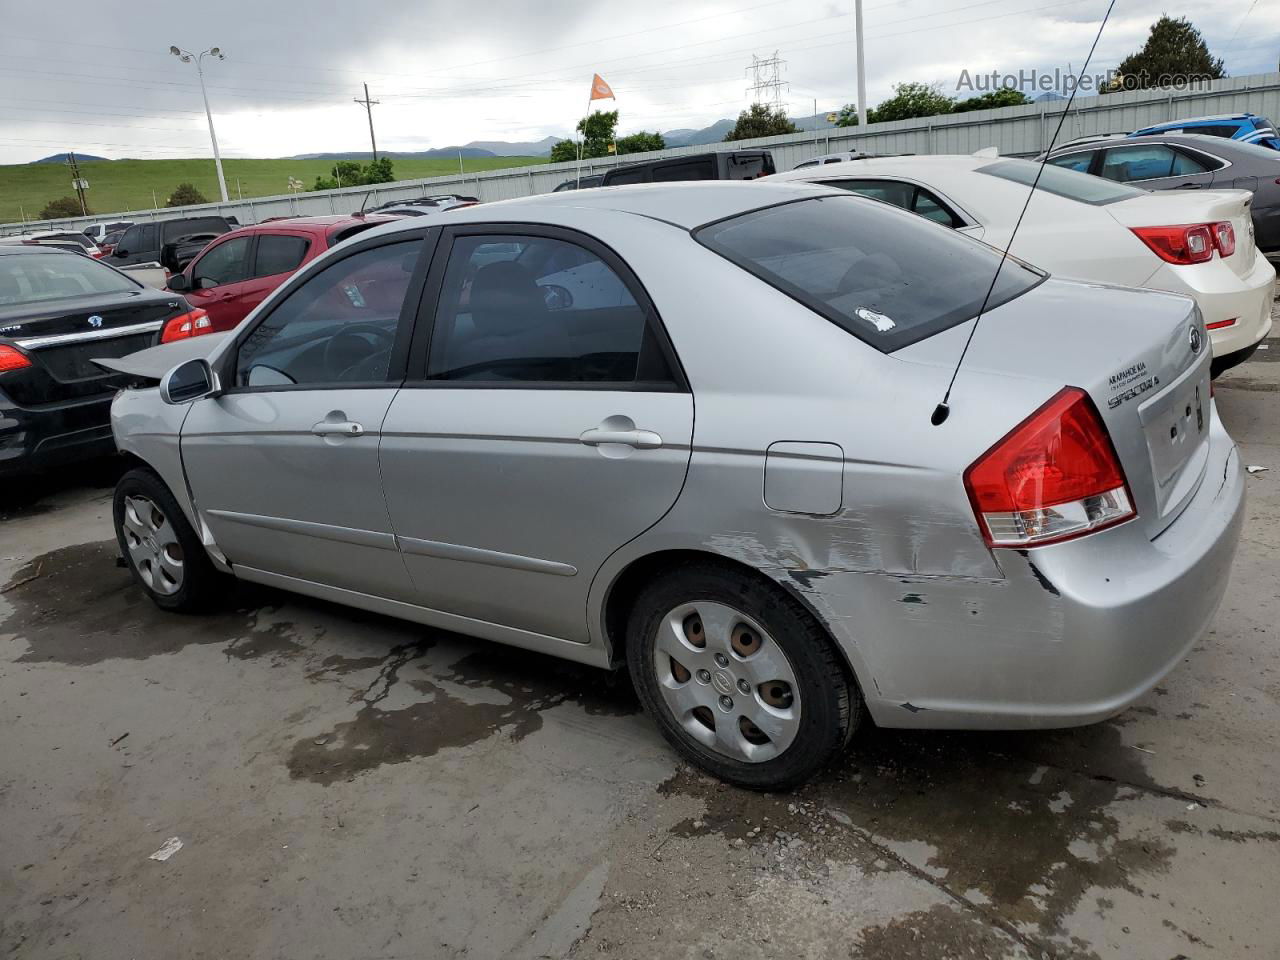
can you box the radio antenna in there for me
[930,0,1115,427]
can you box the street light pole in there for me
[171,45,229,203]
[854,0,868,126]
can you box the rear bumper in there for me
[0,388,117,477]
[1158,255,1274,359]
[845,404,1244,729]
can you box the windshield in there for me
[0,252,137,306]
[978,158,1145,204]
[694,195,1044,352]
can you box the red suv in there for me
[163,214,399,340]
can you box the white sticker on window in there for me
[343,283,366,308]
[856,307,895,332]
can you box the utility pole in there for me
[66,151,88,215]
[855,0,868,126]
[170,46,230,202]
[355,83,380,161]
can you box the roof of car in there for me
[397,180,839,231]
[1047,132,1256,154]
[0,243,73,256]
[1136,113,1255,127]
[772,154,992,179]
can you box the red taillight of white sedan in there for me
[1131,221,1235,265]
[964,387,1135,547]
[160,308,213,343]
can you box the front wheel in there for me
[113,467,224,612]
[626,565,860,790]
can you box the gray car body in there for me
[1041,133,1280,252]
[110,182,1245,731]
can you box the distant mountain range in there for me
[34,153,111,164]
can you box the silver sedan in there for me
[106,181,1245,789]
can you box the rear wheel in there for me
[113,467,224,612]
[626,564,859,790]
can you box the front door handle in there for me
[312,419,364,437]
[579,425,662,449]
[1176,182,1204,189]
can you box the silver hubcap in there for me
[653,601,801,763]
[121,495,184,596]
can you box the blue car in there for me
[1131,113,1280,151]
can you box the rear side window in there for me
[606,167,649,185]
[653,159,715,182]
[426,233,675,387]
[977,159,1143,204]
[695,195,1043,352]
[254,235,309,277]
[1047,150,1095,173]
[725,154,772,179]
[1099,144,1208,182]
[819,180,963,228]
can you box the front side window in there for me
[0,253,137,306]
[1047,150,1096,173]
[1099,144,1207,182]
[695,195,1043,352]
[426,233,673,386]
[254,234,310,278]
[193,237,253,289]
[235,240,419,388]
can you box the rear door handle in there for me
[1176,182,1204,189]
[579,426,662,449]
[312,420,364,437]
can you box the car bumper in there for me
[0,388,118,477]
[1157,254,1275,359]
[819,403,1244,730]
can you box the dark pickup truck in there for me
[110,216,234,269]
[599,150,775,186]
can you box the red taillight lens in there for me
[0,344,34,373]
[160,308,213,343]
[964,387,1135,547]
[1205,317,1238,330]
[1212,221,1235,257]
[1131,224,1214,264]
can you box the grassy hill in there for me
[0,155,547,223]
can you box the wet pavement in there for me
[2,334,1278,959]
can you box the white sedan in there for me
[773,155,1275,375]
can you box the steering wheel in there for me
[323,322,397,381]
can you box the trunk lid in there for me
[899,278,1211,540]
[1107,188,1257,278]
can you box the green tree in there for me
[165,182,208,207]
[616,131,665,155]
[725,103,798,141]
[40,196,87,219]
[363,157,395,184]
[549,139,579,163]
[951,88,1032,112]
[1105,16,1224,92]
[867,82,955,123]
[309,157,394,191]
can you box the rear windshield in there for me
[694,195,1044,352]
[978,158,1144,205]
[0,253,137,306]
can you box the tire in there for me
[113,467,224,613]
[626,563,860,790]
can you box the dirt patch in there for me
[851,904,1026,960]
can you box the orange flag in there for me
[590,73,615,101]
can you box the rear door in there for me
[240,231,312,321]
[181,231,433,598]
[185,235,256,331]
[112,222,159,266]
[379,224,693,642]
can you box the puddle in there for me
[288,644,638,785]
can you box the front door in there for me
[181,234,430,600]
[379,227,693,642]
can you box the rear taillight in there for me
[1131,222,1236,264]
[160,308,213,343]
[0,344,34,373]
[964,387,1135,548]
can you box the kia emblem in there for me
[1188,326,1202,355]
[87,315,104,328]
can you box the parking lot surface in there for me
[3,323,1279,959]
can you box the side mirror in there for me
[160,358,218,405]
[113,248,128,257]
[166,274,190,292]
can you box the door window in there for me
[254,234,310,278]
[192,236,253,289]
[1099,144,1208,182]
[820,180,963,228]
[235,240,420,388]
[652,159,716,181]
[1047,150,1096,173]
[426,233,676,387]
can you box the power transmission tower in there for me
[745,52,789,113]
[355,83,380,161]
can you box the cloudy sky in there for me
[0,0,1276,164]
